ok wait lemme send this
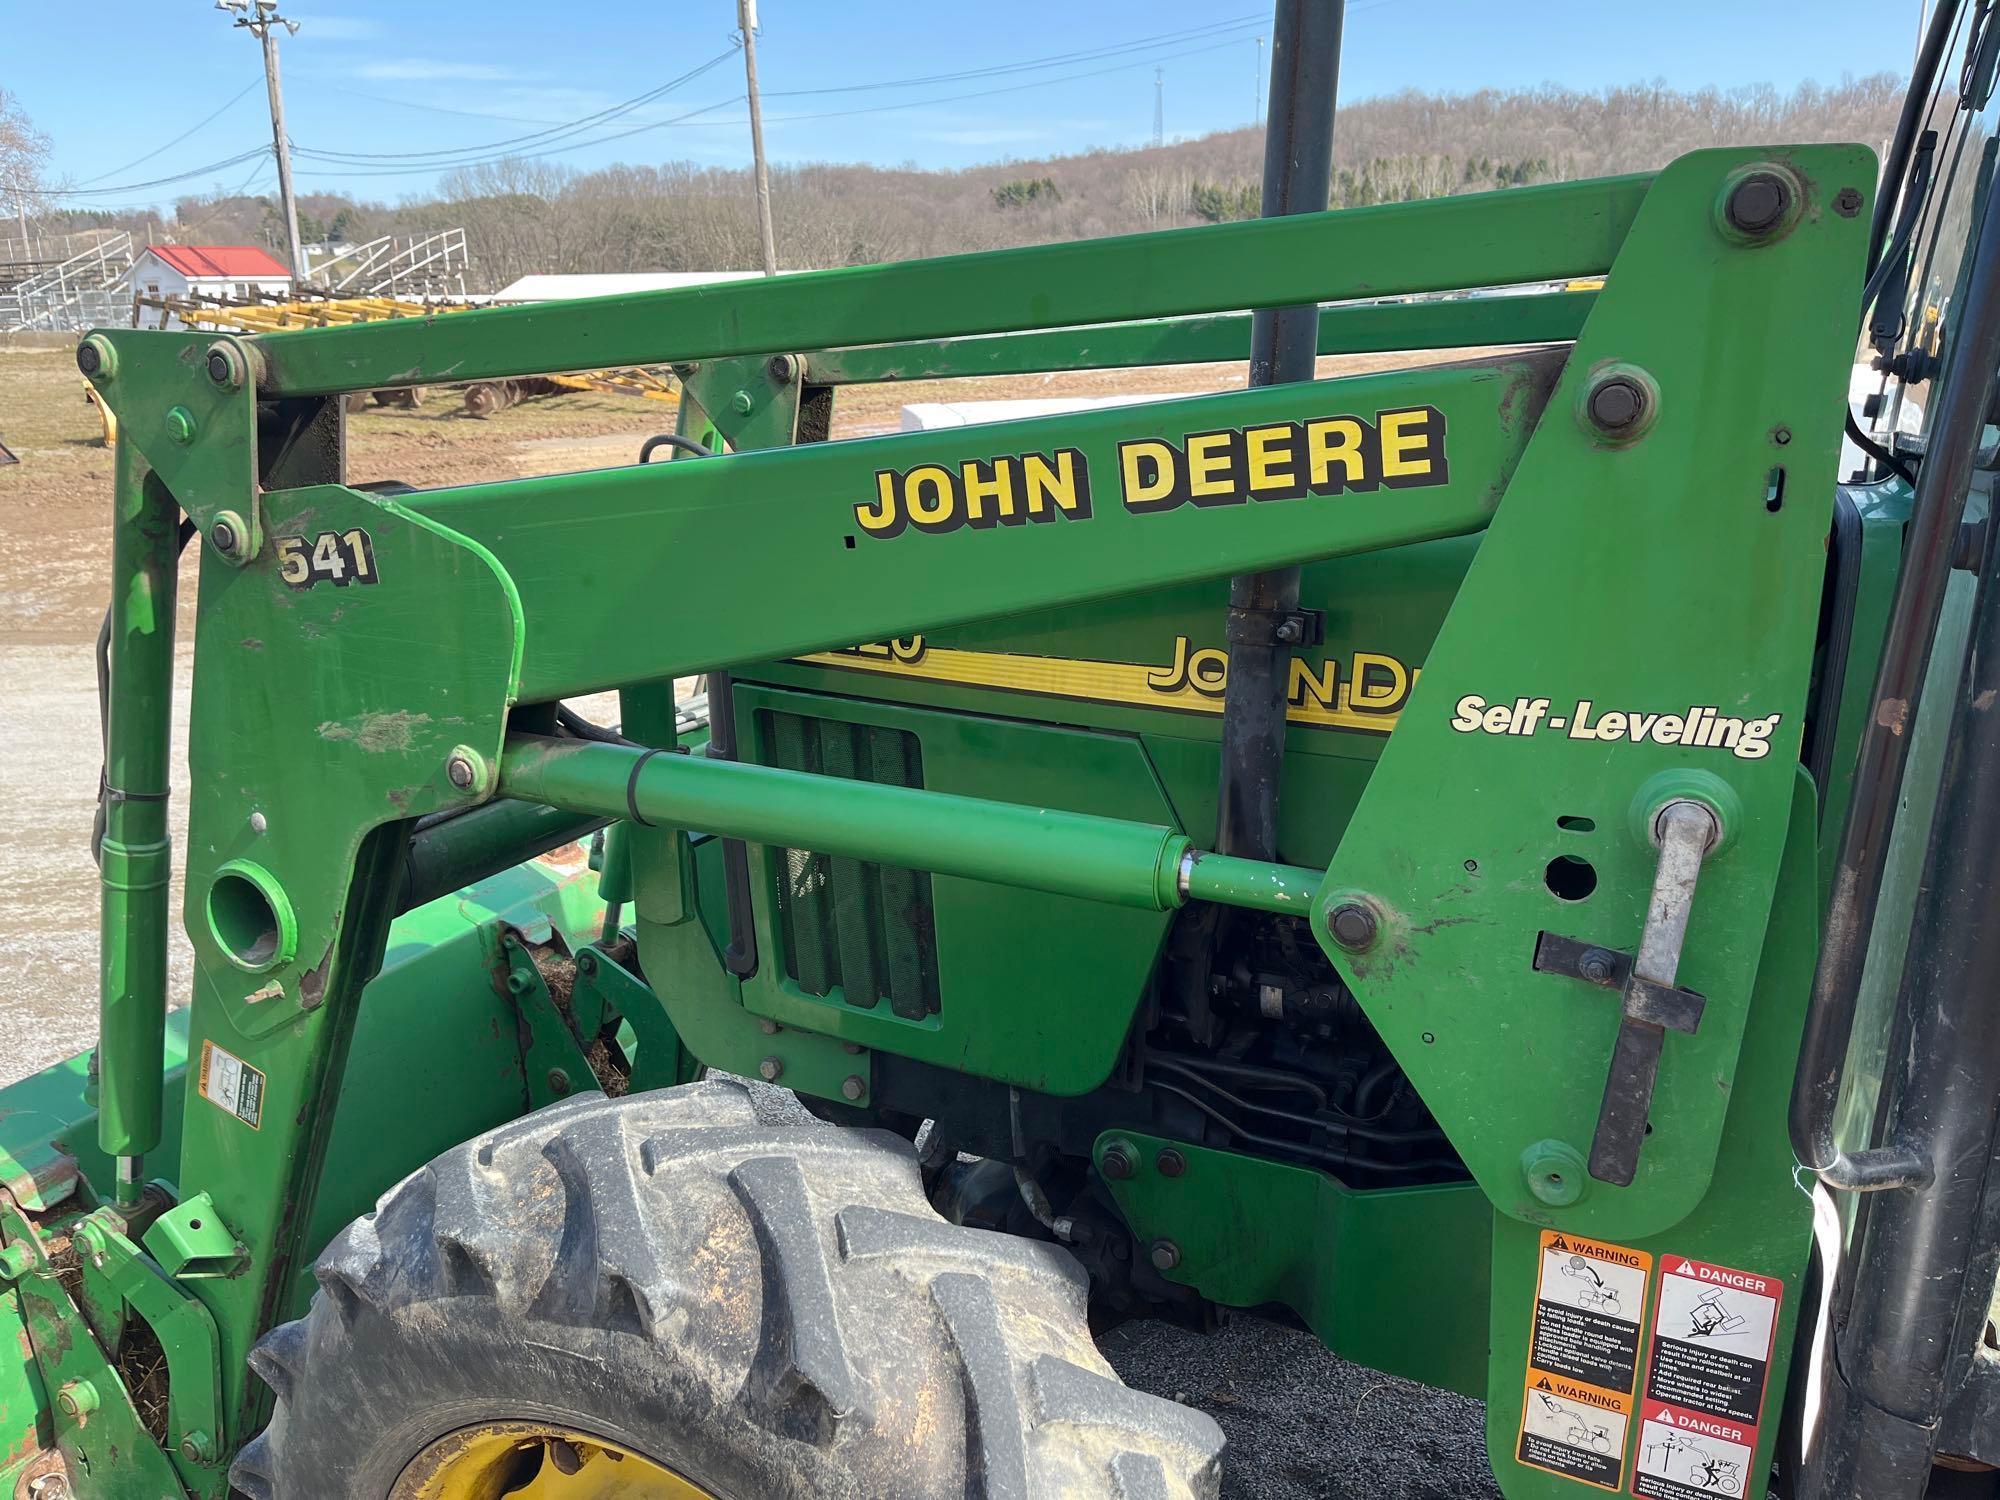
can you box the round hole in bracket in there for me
[207,860,297,973]
[1544,854,1599,902]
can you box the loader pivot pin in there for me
[1327,902,1378,951]
[1726,171,1792,237]
[1586,377,1646,433]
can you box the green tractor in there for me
[8,2,2000,1495]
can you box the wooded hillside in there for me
[48,76,1905,289]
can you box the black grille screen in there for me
[761,711,940,1019]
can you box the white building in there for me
[128,244,293,328]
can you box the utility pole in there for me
[1255,37,1265,126]
[737,0,778,276]
[219,0,307,284]
[1153,67,1165,148]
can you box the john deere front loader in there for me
[7,2,2000,1495]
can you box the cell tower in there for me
[1153,66,1164,148]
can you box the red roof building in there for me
[136,245,292,280]
[129,244,295,328]
[137,244,292,279]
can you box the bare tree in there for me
[0,89,51,257]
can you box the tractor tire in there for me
[229,1080,1223,1499]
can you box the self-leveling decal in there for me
[1520,1231,1653,1491]
[796,636,1417,735]
[1631,1257,1783,1499]
[1448,697,1783,760]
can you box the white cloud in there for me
[358,60,517,82]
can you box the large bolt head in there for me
[1327,901,1378,952]
[758,1055,784,1082]
[210,519,240,556]
[75,342,102,376]
[1149,1238,1182,1272]
[1587,377,1647,433]
[445,754,478,789]
[1100,1140,1137,1180]
[1726,171,1792,236]
[841,1074,865,1101]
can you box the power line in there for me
[21,148,269,200]
[304,84,583,128]
[292,97,742,180]
[729,34,1262,128]
[172,158,278,237]
[71,78,263,187]
[298,14,1268,142]
[296,26,1264,186]
[759,15,1265,98]
[295,45,741,165]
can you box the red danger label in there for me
[1632,1257,1783,1499]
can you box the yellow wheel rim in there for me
[392,1420,717,1500]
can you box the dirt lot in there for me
[0,340,1498,1498]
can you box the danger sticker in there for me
[197,1039,265,1130]
[1519,1231,1653,1491]
[1632,1258,1783,1498]
[1634,1403,1755,1498]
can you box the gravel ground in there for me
[738,1082,1500,1499]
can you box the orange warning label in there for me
[1518,1230,1654,1491]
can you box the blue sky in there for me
[10,0,1917,212]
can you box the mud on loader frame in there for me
[7,29,2000,1499]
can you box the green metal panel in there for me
[0,1284,51,1492]
[1318,146,1872,1241]
[732,688,1183,1095]
[1095,1133,1493,1397]
[1484,769,1821,1496]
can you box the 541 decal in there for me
[275,529,377,590]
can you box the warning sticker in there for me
[1632,1258,1783,1498]
[1520,1375,1632,1490]
[197,1040,265,1130]
[1633,1402,1756,1497]
[1532,1232,1652,1390]
[1519,1231,1653,1490]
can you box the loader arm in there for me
[44,141,1871,1499]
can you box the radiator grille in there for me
[761,711,940,1019]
